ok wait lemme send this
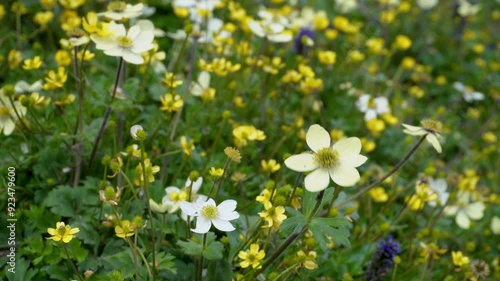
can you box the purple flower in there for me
[365,235,401,281]
[294,27,315,55]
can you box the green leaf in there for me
[177,239,203,256]
[5,257,38,281]
[309,217,351,250]
[203,240,224,260]
[280,207,306,234]
[206,259,232,281]
[153,252,176,274]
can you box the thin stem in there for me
[124,237,141,281]
[334,136,427,209]
[286,173,302,206]
[63,244,84,281]
[212,158,231,201]
[72,46,84,187]
[139,140,157,280]
[196,233,207,281]
[87,58,124,172]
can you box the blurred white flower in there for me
[491,216,500,235]
[453,82,484,103]
[14,80,43,94]
[100,2,144,20]
[335,0,358,13]
[164,177,203,213]
[249,10,292,43]
[427,177,449,207]
[130,125,144,139]
[180,197,240,233]
[284,124,367,192]
[0,91,26,136]
[402,120,443,153]
[416,0,438,10]
[457,0,481,17]
[444,191,485,229]
[355,94,390,121]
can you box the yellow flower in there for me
[83,12,113,37]
[162,72,183,88]
[19,92,51,109]
[180,136,195,156]
[361,137,376,153]
[369,187,388,202]
[60,10,81,31]
[366,118,385,137]
[394,35,412,50]
[209,167,224,177]
[99,186,122,205]
[232,125,266,147]
[296,250,318,270]
[261,159,281,174]
[34,11,54,27]
[160,93,183,112]
[115,220,136,238]
[238,244,265,269]
[54,50,72,67]
[366,38,385,54]
[224,147,242,163]
[47,222,80,243]
[59,0,85,9]
[0,5,5,20]
[23,56,43,70]
[458,170,480,191]
[256,189,272,207]
[300,77,323,95]
[401,57,416,69]
[8,49,22,70]
[134,158,160,185]
[419,242,447,260]
[258,203,287,228]
[347,50,365,62]
[318,51,337,65]
[452,251,470,267]
[40,0,57,10]
[43,67,68,91]
[405,182,438,211]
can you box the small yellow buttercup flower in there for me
[261,159,281,174]
[115,220,136,238]
[394,35,412,50]
[369,187,389,203]
[47,222,80,243]
[452,251,470,266]
[209,167,224,177]
[160,93,183,112]
[318,51,336,65]
[258,203,287,228]
[239,244,265,269]
[23,56,43,70]
[180,136,195,156]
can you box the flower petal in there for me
[192,217,211,234]
[212,218,236,232]
[284,153,317,172]
[456,210,470,229]
[218,210,240,221]
[339,154,368,168]
[218,199,237,213]
[329,164,360,187]
[426,134,442,153]
[304,168,330,192]
[179,201,199,217]
[465,202,485,220]
[306,124,331,152]
[332,137,362,155]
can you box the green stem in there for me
[139,140,157,280]
[87,57,124,172]
[334,135,427,209]
[196,233,207,281]
[63,244,84,281]
[72,45,84,187]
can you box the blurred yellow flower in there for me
[261,159,281,174]
[160,93,183,112]
[238,244,265,269]
[318,51,336,65]
[259,203,287,228]
[452,251,470,266]
[369,187,389,202]
[115,220,136,238]
[23,56,43,70]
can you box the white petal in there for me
[356,94,370,112]
[121,50,144,64]
[456,210,470,229]
[218,199,237,212]
[198,71,210,88]
[472,92,484,100]
[212,218,235,232]
[444,205,458,216]
[218,210,240,221]
[374,97,389,113]
[426,134,442,153]
[268,23,284,34]
[179,201,199,216]
[267,34,292,43]
[329,165,360,187]
[306,124,331,152]
[465,202,485,220]
[453,82,464,92]
[364,109,377,121]
[284,153,317,172]
[127,26,141,40]
[191,83,203,96]
[402,124,425,134]
[304,168,330,192]
[248,21,265,37]
[332,137,362,155]
[165,186,180,196]
[192,217,211,233]
[191,177,203,193]
[339,154,367,168]
[110,22,126,36]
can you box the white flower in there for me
[100,2,144,21]
[191,71,216,100]
[402,120,443,153]
[335,0,358,13]
[491,216,500,235]
[130,125,144,139]
[90,21,154,64]
[355,94,390,121]
[0,91,27,136]
[149,198,176,214]
[14,80,43,94]
[249,10,292,43]
[427,177,449,207]
[284,124,368,192]
[164,177,203,213]
[444,191,485,229]
[416,0,438,10]
[180,197,240,233]
[457,0,481,17]
[453,82,484,103]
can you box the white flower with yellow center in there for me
[191,71,215,101]
[100,1,144,21]
[402,119,443,153]
[180,197,239,233]
[444,191,485,229]
[427,177,449,207]
[0,91,27,136]
[453,82,484,103]
[355,94,390,121]
[90,21,154,64]
[284,124,368,192]
[164,177,203,213]
[248,10,292,43]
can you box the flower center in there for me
[368,99,377,109]
[0,106,11,117]
[200,205,219,219]
[116,35,133,48]
[313,147,340,168]
[420,119,442,134]
[248,253,256,261]
[57,225,66,235]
